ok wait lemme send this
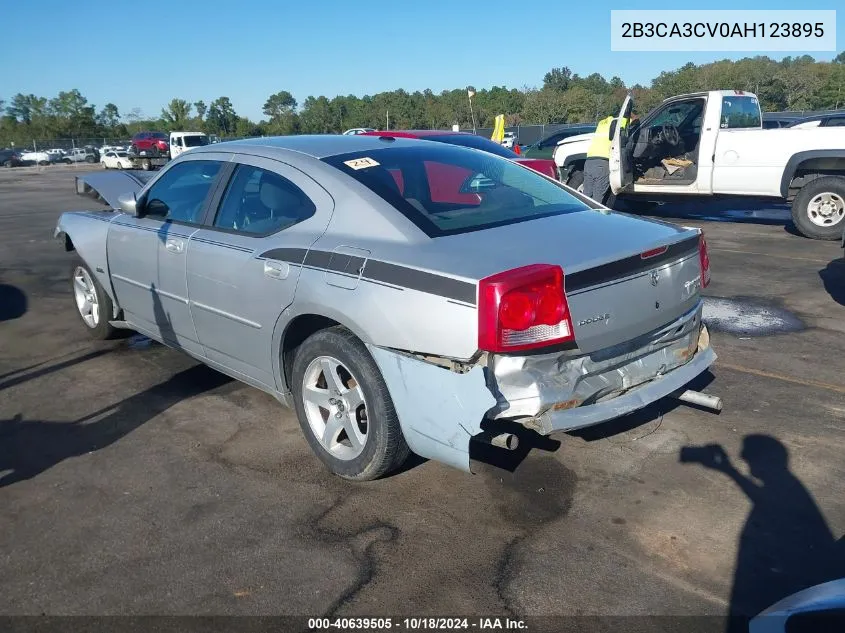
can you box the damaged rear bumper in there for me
[488,302,716,434]
[367,302,716,473]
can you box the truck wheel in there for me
[566,168,584,192]
[291,326,410,481]
[71,257,117,340]
[63,158,72,164]
[791,176,845,240]
[3,160,12,168]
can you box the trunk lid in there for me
[417,209,704,353]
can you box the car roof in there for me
[198,134,438,159]
[359,130,470,138]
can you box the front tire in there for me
[291,326,410,481]
[71,257,117,340]
[791,176,845,240]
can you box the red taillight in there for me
[699,233,711,288]
[478,264,574,353]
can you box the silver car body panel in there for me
[367,345,497,472]
[55,135,718,472]
[53,210,120,314]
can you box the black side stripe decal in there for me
[259,247,477,305]
[258,234,698,306]
[364,260,477,305]
[566,235,700,293]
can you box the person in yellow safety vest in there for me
[582,114,631,204]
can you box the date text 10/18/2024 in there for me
[308,617,528,630]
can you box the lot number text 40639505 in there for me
[307,617,528,630]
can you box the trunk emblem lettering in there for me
[650,270,660,286]
[578,313,611,326]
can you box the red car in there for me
[130,131,169,156]
[359,130,558,179]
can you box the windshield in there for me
[183,135,210,147]
[116,151,128,157]
[323,144,589,237]
[427,134,518,159]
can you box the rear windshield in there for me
[323,144,589,237]
[183,135,209,147]
[426,134,518,158]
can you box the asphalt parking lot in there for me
[1,165,844,625]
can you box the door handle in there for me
[165,238,184,254]
[264,259,290,280]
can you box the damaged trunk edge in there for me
[366,312,715,473]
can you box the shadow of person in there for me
[680,436,844,631]
[0,364,231,488]
[819,259,845,308]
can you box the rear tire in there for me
[291,326,410,481]
[791,176,845,240]
[70,256,118,340]
[3,160,12,168]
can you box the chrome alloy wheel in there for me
[73,266,100,328]
[807,191,845,227]
[301,356,368,460]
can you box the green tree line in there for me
[2,53,843,146]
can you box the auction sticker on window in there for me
[344,157,380,170]
[610,10,836,52]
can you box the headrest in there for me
[260,175,300,211]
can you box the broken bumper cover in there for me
[367,302,715,474]
[489,303,715,435]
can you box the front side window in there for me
[213,165,316,235]
[826,117,845,127]
[143,160,222,223]
[324,144,590,237]
[184,135,210,147]
[720,96,761,129]
[651,100,704,127]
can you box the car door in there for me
[106,157,226,355]
[187,155,334,389]
[609,95,634,194]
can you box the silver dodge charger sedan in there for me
[55,135,718,480]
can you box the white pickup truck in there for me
[554,91,845,240]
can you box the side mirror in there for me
[608,120,618,140]
[118,191,141,217]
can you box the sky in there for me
[2,0,842,122]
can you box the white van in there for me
[169,132,210,158]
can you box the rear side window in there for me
[213,165,316,235]
[826,117,845,127]
[323,144,589,237]
[720,96,761,129]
